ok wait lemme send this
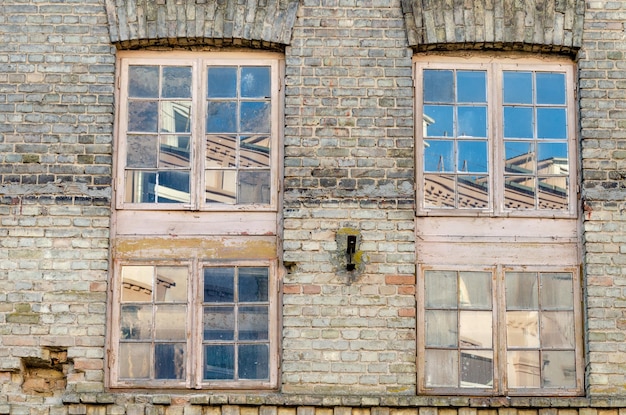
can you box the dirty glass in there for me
[155,305,186,340]
[460,311,492,348]
[162,66,192,99]
[238,170,271,204]
[239,306,268,340]
[505,272,538,309]
[425,310,457,347]
[507,350,540,388]
[204,344,235,380]
[425,349,458,387]
[128,101,158,132]
[459,271,491,309]
[119,343,150,379]
[203,306,235,340]
[425,270,457,308]
[239,344,269,379]
[238,267,269,302]
[541,273,573,309]
[155,343,185,379]
[241,67,270,98]
[129,66,159,98]
[203,267,235,302]
[506,311,540,348]
[207,67,237,98]
[543,350,576,387]
[206,102,237,133]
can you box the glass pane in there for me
[538,177,568,209]
[459,311,492,348]
[424,105,454,137]
[241,66,271,98]
[507,350,540,388]
[425,310,457,347]
[240,135,271,168]
[543,350,576,387]
[457,106,487,138]
[155,343,185,379]
[424,69,454,103]
[239,306,269,340]
[536,73,566,105]
[505,141,534,174]
[239,267,269,302]
[239,344,269,379]
[461,350,493,388]
[162,66,192,99]
[160,101,191,133]
[541,273,573,309]
[424,175,455,208]
[506,272,538,309]
[458,176,489,209]
[204,267,234,302]
[124,171,156,203]
[240,101,270,133]
[207,101,237,133]
[504,107,533,138]
[119,343,150,379]
[457,140,487,173]
[538,142,568,171]
[503,72,532,104]
[204,344,234,380]
[120,305,152,340]
[154,266,187,302]
[121,265,154,302]
[205,170,237,204]
[203,306,235,340]
[129,66,159,98]
[207,67,237,98]
[425,349,458,387]
[127,135,158,168]
[537,108,567,139]
[205,135,237,168]
[504,176,536,209]
[425,270,457,308]
[541,311,575,348]
[424,140,454,172]
[128,101,158,132]
[457,71,486,103]
[156,171,190,203]
[459,272,491,309]
[507,311,540,348]
[160,135,190,169]
[238,170,271,204]
[155,305,186,340]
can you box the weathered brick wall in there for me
[578,1,626,397]
[282,0,416,394]
[0,0,114,411]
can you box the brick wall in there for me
[2,0,626,413]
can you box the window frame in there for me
[414,55,578,218]
[114,50,283,212]
[417,264,584,396]
[109,258,279,390]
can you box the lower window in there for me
[420,266,582,395]
[111,260,277,389]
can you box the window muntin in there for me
[420,266,582,395]
[416,58,576,217]
[116,53,280,210]
[112,261,277,389]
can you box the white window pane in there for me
[162,66,192,99]
[461,350,493,388]
[155,343,186,380]
[204,344,235,380]
[459,311,492,348]
[424,105,454,137]
[241,66,270,98]
[507,350,540,388]
[239,344,270,380]
[155,305,187,340]
[425,270,457,308]
[424,69,454,103]
[507,311,540,348]
[425,349,458,387]
[542,350,576,388]
[129,65,159,98]
[425,310,457,347]
[120,304,152,340]
[541,311,575,348]
[119,343,151,379]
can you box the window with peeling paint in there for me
[414,55,582,397]
[109,51,283,390]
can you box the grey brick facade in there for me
[1,0,626,414]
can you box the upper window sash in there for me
[414,57,578,218]
[115,51,282,212]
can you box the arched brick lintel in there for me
[104,0,300,49]
[401,0,585,54]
